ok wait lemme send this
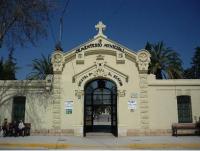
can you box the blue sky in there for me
[0,0,200,80]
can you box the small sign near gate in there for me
[128,99,137,110]
[65,100,73,114]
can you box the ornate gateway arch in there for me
[51,21,151,136]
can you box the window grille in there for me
[177,96,192,123]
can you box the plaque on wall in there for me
[128,99,137,110]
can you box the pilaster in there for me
[137,50,151,130]
[51,50,64,130]
[52,74,61,129]
[139,74,149,129]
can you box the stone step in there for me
[86,132,115,137]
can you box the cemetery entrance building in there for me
[0,21,200,137]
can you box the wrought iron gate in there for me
[84,79,118,137]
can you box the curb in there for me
[0,143,200,149]
[0,143,71,149]
[127,143,200,149]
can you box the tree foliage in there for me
[184,47,200,79]
[0,0,52,48]
[0,48,18,80]
[0,58,3,78]
[145,41,183,79]
[27,54,53,80]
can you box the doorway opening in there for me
[12,96,26,122]
[84,79,118,137]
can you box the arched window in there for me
[177,95,192,123]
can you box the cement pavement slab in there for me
[0,135,200,149]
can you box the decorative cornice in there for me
[0,80,46,88]
[148,80,200,86]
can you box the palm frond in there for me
[145,41,183,79]
[27,54,53,80]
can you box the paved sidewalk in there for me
[0,134,200,149]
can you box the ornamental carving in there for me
[138,52,148,62]
[73,60,127,87]
[52,53,64,73]
[118,90,126,97]
[96,54,104,60]
[45,74,53,91]
[75,90,84,99]
[139,74,148,88]
[138,62,149,71]
[137,50,151,71]
[93,68,107,77]
[116,52,125,64]
[76,51,84,64]
[53,53,63,63]
[93,59,107,77]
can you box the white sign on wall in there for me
[65,100,73,114]
[128,99,137,110]
[64,101,73,109]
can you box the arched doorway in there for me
[84,79,118,137]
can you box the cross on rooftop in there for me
[94,21,107,38]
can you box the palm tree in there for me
[27,54,53,80]
[145,41,183,79]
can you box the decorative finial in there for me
[55,43,63,51]
[94,21,107,38]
